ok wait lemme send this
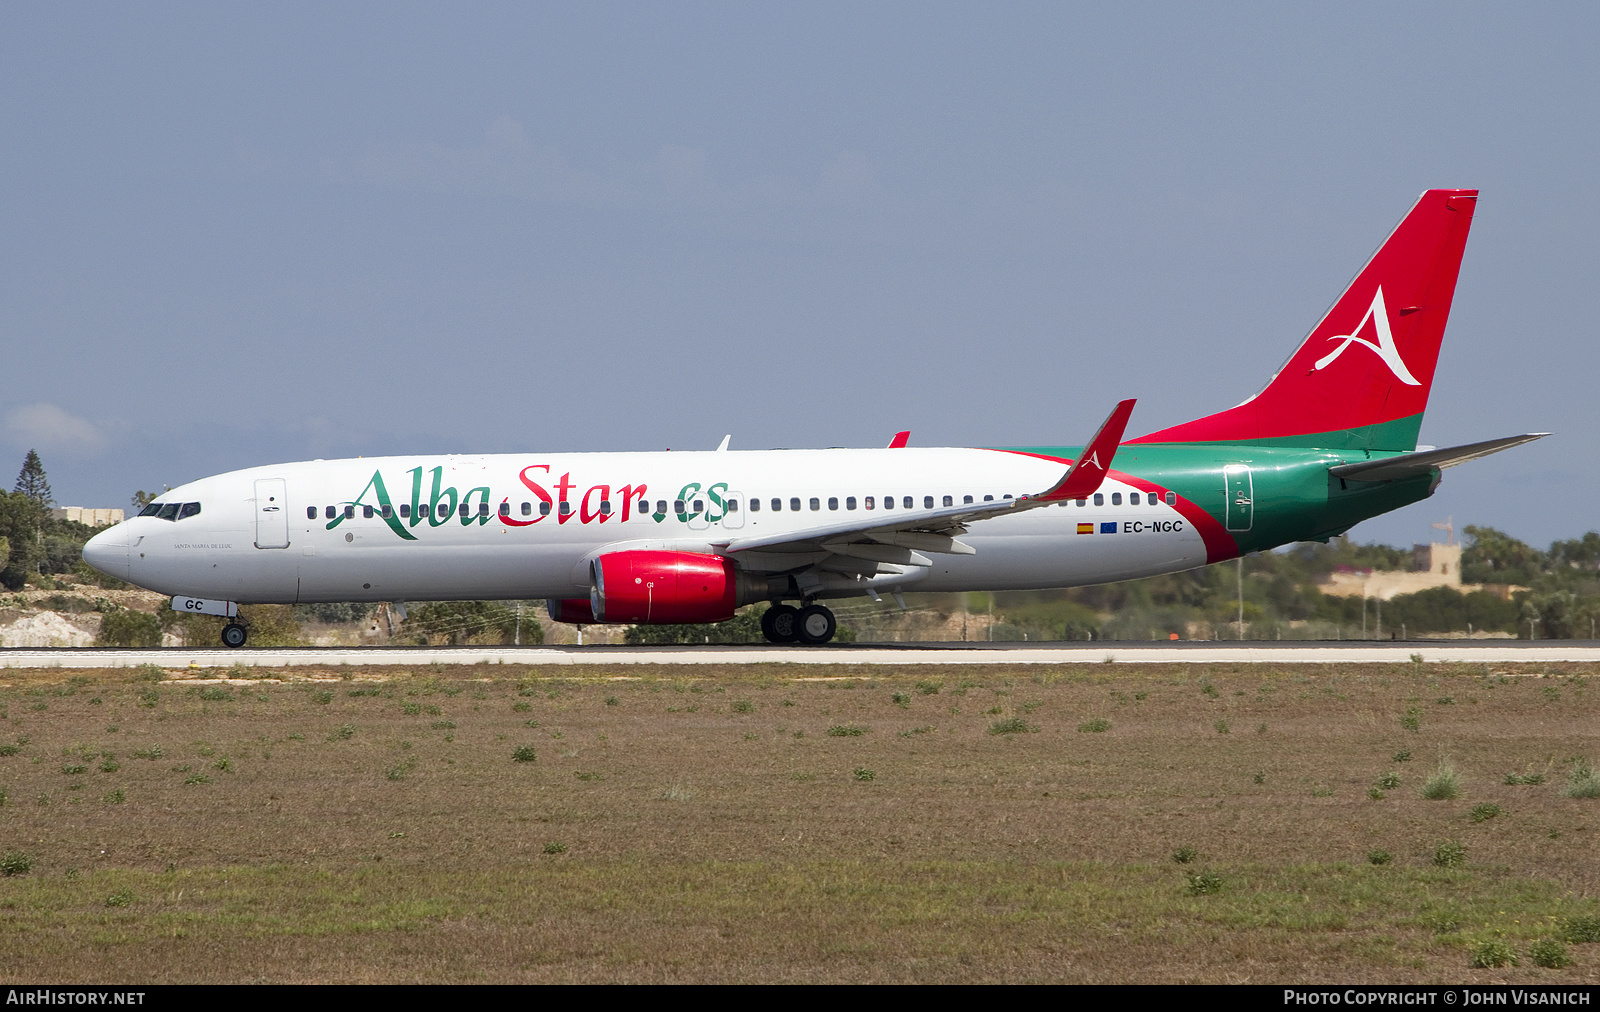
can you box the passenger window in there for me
[1093,493,1104,507]
[810,498,821,511]
[521,502,532,516]
[984,494,994,501]
[325,505,336,520]
[559,502,572,516]
[1075,498,1086,507]
[726,498,738,512]
[943,495,953,507]
[345,505,355,519]
[381,505,393,519]
[963,495,973,504]
[363,505,374,519]
[140,503,163,518]
[651,501,662,516]
[1165,491,1176,505]
[828,497,839,510]
[600,500,612,514]
[674,499,685,514]
[479,502,489,517]
[865,496,875,510]
[883,495,894,510]
[923,496,934,509]
[400,503,411,519]
[693,499,704,513]
[749,498,760,512]
[499,502,511,517]
[791,498,801,511]
[1004,494,1012,500]
[903,496,913,509]
[420,504,432,518]
[1130,493,1140,505]
[306,506,317,520]
[1111,493,1121,506]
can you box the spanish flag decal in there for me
[1076,522,1094,535]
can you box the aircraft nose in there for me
[82,525,130,581]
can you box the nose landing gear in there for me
[221,623,248,648]
[761,603,836,645]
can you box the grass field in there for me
[0,659,1597,983]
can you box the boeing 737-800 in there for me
[83,189,1543,647]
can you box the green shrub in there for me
[1561,915,1600,943]
[183,773,209,785]
[1213,720,1230,734]
[198,686,233,702]
[1393,749,1412,763]
[543,841,567,854]
[826,724,867,737]
[1185,871,1223,895]
[130,663,165,682]
[1367,788,1386,800]
[1432,839,1467,868]
[891,692,910,709]
[1252,772,1266,784]
[1376,772,1401,789]
[1401,708,1422,733]
[61,763,87,776]
[1469,938,1518,969]
[1421,763,1462,800]
[102,788,125,804]
[1077,718,1111,733]
[512,746,537,763]
[1469,803,1502,823]
[329,723,355,741]
[1565,763,1600,799]
[98,758,119,773]
[852,767,875,782]
[430,720,455,730]
[1367,849,1392,865]
[1529,937,1572,969]
[400,701,421,716]
[1172,847,1197,864]
[104,889,134,908]
[311,690,333,705]
[1504,771,1545,785]
[0,744,17,757]
[133,746,162,759]
[731,699,754,714]
[96,605,162,648]
[915,681,941,695]
[988,717,1036,735]
[0,851,33,876]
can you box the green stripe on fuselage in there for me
[1161,414,1425,453]
[1000,441,1437,557]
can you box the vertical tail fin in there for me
[1129,189,1478,451]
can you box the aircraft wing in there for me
[1329,433,1548,482]
[714,400,1135,569]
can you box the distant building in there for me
[1320,522,1519,601]
[51,507,124,527]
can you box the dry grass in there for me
[0,660,1596,983]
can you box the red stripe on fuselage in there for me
[990,449,1238,564]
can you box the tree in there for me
[13,450,52,507]
[1461,526,1545,585]
[131,489,167,511]
[0,491,44,589]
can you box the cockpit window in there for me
[156,503,180,521]
[177,502,201,520]
[139,502,163,518]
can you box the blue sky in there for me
[2,3,1595,548]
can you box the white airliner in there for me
[82,190,1542,647]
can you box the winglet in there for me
[1035,399,1136,501]
[887,431,910,449]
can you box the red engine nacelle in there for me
[590,550,739,625]
[546,598,595,624]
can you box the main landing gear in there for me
[221,623,248,648]
[761,603,836,645]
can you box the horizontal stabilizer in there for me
[1329,433,1548,482]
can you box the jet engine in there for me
[587,550,770,624]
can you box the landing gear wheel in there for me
[761,604,800,644]
[795,604,837,645]
[221,623,248,648]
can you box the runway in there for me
[4,640,1600,669]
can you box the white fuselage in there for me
[83,448,1207,604]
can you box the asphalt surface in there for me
[5,640,1600,669]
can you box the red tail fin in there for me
[1130,189,1478,451]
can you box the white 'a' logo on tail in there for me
[1312,287,1421,386]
